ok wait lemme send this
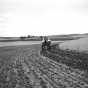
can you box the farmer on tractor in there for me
[41,36,51,52]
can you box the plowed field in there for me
[0,44,88,88]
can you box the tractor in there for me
[40,37,51,53]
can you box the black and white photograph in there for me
[0,0,88,88]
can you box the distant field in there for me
[0,37,42,42]
[1,33,88,42]
[0,41,41,47]
[0,41,63,47]
[0,37,72,42]
[59,37,88,53]
[0,37,20,42]
[48,33,88,41]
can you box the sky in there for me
[0,0,88,37]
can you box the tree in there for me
[27,35,31,38]
[40,36,43,40]
[20,36,26,40]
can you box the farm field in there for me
[48,33,88,41]
[0,41,62,47]
[0,41,41,47]
[0,44,88,88]
[59,37,88,53]
[1,33,88,42]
